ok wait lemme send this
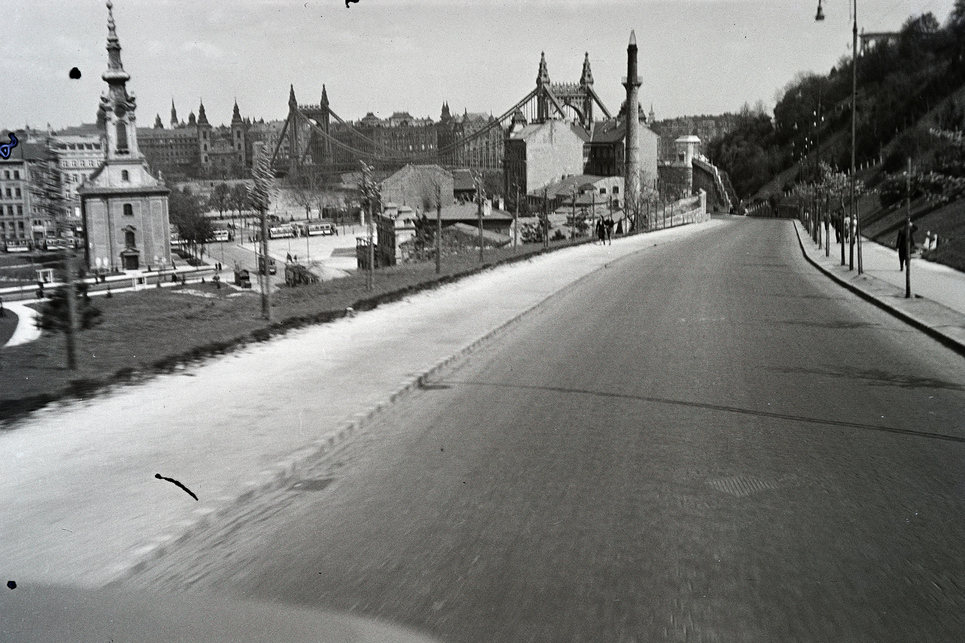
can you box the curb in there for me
[102,233,654,588]
[792,220,965,358]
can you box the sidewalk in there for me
[0,219,723,589]
[793,221,965,355]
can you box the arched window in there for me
[125,230,135,247]
[121,170,129,182]
[116,122,129,151]
[123,203,133,216]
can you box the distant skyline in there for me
[7,0,958,131]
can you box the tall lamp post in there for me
[818,0,860,272]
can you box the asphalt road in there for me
[128,218,965,642]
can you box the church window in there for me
[121,170,129,181]
[123,203,134,216]
[125,230,135,247]
[117,122,129,151]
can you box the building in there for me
[50,124,105,220]
[0,138,52,247]
[379,164,454,212]
[584,108,660,194]
[78,2,171,273]
[505,119,588,198]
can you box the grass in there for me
[0,237,591,422]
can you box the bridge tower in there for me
[532,52,610,130]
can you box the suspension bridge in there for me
[268,52,613,178]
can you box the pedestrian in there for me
[605,217,614,245]
[596,218,606,244]
[896,222,917,271]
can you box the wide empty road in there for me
[130,218,965,642]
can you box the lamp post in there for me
[816,0,859,272]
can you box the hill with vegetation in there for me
[706,2,965,202]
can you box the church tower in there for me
[78,1,171,273]
[230,99,247,168]
[197,99,212,169]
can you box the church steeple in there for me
[154,113,163,129]
[288,84,298,110]
[580,52,593,86]
[320,84,329,109]
[97,1,139,159]
[231,99,243,124]
[536,51,550,87]
[197,100,209,126]
[170,99,178,127]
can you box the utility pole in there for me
[571,187,576,240]
[513,184,519,253]
[435,184,442,274]
[475,172,484,264]
[905,157,912,299]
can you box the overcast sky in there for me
[6,0,957,131]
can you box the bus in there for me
[268,226,295,239]
[299,221,337,237]
[211,229,231,242]
[4,239,30,253]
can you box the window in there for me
[16,205,22,215]
[15,188,21,198]
[599,187,607,195]
[125,230,135,247]
[3,171,8,179]
[4,188,10,198]
[12,171,18,180]
[117,122,129,151]
[613,186,620,194]
[123,203,133,216]
[121,170,129,181]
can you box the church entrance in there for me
[122,254,139,270]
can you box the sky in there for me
[5,0,958,131]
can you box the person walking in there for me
[896,222,917,271]
[604,217,614,245]
[596,217,606,244]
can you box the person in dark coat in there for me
[896,223,917,271]
[596,218,606,244]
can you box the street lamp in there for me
[818,0,860,272]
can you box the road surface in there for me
[120,218,965,641]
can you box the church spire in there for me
[231,98,243,124]
[320,84,329,108]
[170,99,178,127]
[98,1,139,159]
[536,51,550,87]
[580,52,593,86]
[197,99,209,126]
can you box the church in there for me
[78,1,171,273]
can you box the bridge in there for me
[268,52,612,178]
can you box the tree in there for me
[38,283,101,333]
[229,183,250,218]
[209,182,231,219]
[30,139,81,370]
[249,150,276,320]
[168,188,212,258]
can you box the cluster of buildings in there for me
[4,1,739,278]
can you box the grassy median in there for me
[0,238,589,423]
